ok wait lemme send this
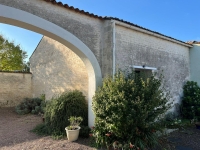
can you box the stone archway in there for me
[0,4,102,126]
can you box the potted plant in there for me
[65,116,83,142]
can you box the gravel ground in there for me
[1,107,200,150]
[0,107,95,150]
[162,127,200,150]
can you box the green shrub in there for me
[181,81,200,120]
[15,97,44,115]
[92,70,171,150]
[39,90,88,137]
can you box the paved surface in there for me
[167,128,200,150]
[175,145,193,150]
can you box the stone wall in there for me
[0,72,32,107]
[115,25,190,110]
[30,36,88,100]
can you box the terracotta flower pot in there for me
[65,126,81,142]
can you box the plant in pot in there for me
[65,116,83,142]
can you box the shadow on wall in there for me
[30,36,88,101]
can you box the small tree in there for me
[0,35,28,71]
[44,90,88,136]
[92,70,171,150]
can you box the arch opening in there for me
[0,4,102,126]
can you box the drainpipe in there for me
[111,20,116,79]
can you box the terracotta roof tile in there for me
[42,0,191,46]
[186,41,200,44]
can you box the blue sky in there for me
[0,0,200,59]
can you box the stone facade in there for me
[33,24,191,111]
[31,23,191,112]
[0,72,32,107]
[30,36,88,100]
[115,25,190,110]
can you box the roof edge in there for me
[113,20,193,48]
[42,0,193,48]
[29,36,44,60]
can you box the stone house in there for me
[29,1,200,115]
[1,0,200,125]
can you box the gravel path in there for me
[165,127,200,150]
[1,107,200,150]
[0,107,96,150]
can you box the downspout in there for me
[111,20,116,79]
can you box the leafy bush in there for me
[33,90,88,137]
[92,70,171,150]
[15,97,45,115]
[181,81,200,120]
